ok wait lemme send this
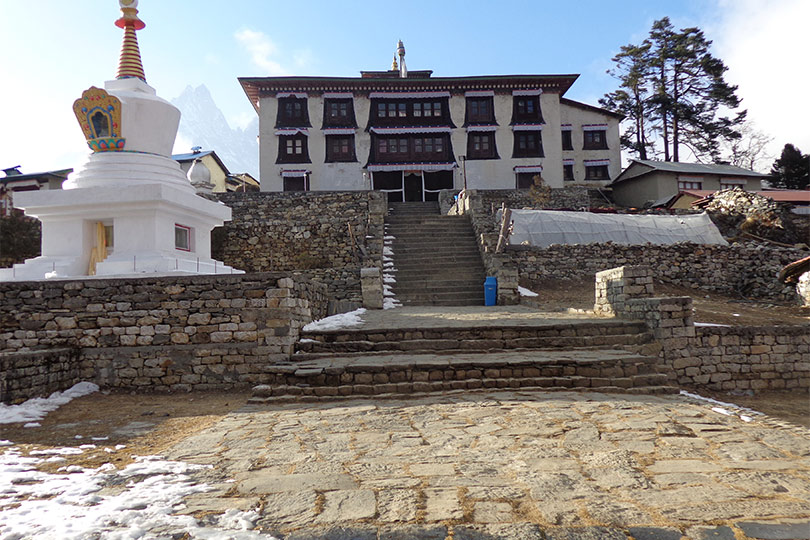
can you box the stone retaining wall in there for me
[0,273,327,399]
[674,326,810,391]
[0,348,81,403]
[212,191,386,304]
[597,265,810,393]
[452,189,807,303]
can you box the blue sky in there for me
[1,0,806,173]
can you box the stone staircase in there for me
[250,319,678,402]
[385,202,486,306]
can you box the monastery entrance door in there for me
[403,173,423,202]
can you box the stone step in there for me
[296,332,654,356]
[389,239,479,249]
[392,254,484,265]
[301,321,650,344]
[392,282,486,293]
[250,349,677,401]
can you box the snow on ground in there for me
[680,390,763,423]
[0,447,275,539]
[695,322,731,327]
[518,286,538,297]
[302,308,366,332]
[0,382,99,425]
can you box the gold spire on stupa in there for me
[115,0,146,82]
[391,55,398,71]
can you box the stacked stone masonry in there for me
[0,273,326,398]
[212,191,386,304]
[596,265,809,392]
[674,326,810,391]
[0,349,80,403]
[452,188,808,303]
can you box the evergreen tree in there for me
[602,17,746,162]
[770,144,810,189]
[599,43,655,160]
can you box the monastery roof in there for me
[239,74,580,113]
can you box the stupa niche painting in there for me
[0,0,240,281]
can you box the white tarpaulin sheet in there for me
[506,210,728,247]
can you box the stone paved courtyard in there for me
[167,390,810,539]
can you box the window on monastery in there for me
[467,133,497,160]
[513,132,544,158]
[283,175,309,192]
[323,99,355,128]
[466,97,494,124]
[583,130,608,150]
[585,165,610,181]
[414,101,442,117]
[412,136,446,160]
[276,97,310,127]
[276,134,310,164]
[516,173,540,189]
[325,135,356,162]
[564,164,574,181]
[561,130,573,151]
[512,96,543,124]
[678,180,703,191]
[720,181,745,190]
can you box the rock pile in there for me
[697,188,799,244]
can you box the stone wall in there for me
[673,326,810,391]
[0,273,327,399]
[0,349,81,403]
[453,189,808,303]
[595,265,810,393]
[212,191,386,304]
[514,243,805,302]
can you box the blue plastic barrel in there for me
[484,276,497,306]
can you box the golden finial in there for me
[391,54,398,71]
[115,0,146,82]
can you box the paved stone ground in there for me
[168,390,810,540]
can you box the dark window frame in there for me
[584,164,610,180]
[368,98,453,128]
[561,130,573,151]
[370,134,451,164]
[465,97,495,124]
[276,97,311,128]
[276,134,311,164]
[512,131,544,158]
[583,129,608,150]
[322,98,356,128]
[511,95,544,124]
[467,132,498,160]
[563,163,574,181]
[325,134,357,163]
[283,175,310,192]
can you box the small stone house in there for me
[610,160,767,208]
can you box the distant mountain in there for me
[171,85,259,178]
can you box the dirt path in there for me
[523,277,810,326]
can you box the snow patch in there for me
[695,322,731,327]
[302,308,366,332]
[518,286,538,297]
[680,390,764,422]
[0,382,99,425]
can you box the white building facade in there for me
[240,66,621,200]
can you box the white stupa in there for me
[1,0,240,280]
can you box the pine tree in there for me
[770,144,810,190]
[602,17,746,162]
[599,42,655,160]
